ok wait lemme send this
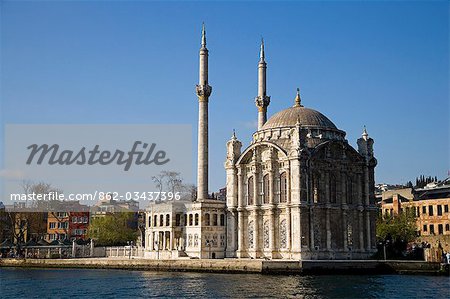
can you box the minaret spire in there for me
[260,38,265,61]
[255,38,270,130]
[201,22,206,48]
[196,23,212,201]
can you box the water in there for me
[0,268,449,298]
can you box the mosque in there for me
[144,25,377,260]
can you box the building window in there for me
[429,224,435,235]
[175,214,181,226]
[416,207,420,217]
[446,224,449,231]
[160,215,164,226]
[194,234,199,247]
[83,217,88,223]
[154,215,157,227]
[220,214,225,226]
[263,174,270,204]
[72,217,77,223]
[445,205,449,213]
[195,213,199,226]
[346,176,353,204]
[205,213,210,226]
[438,224,443,235]
[437,205,442,216]
[58,222,68,229]
[422,206,426,214]
[56,212,67,218]
[423,224,427,232]
[166,214,170,226]
[428,206,434,216]
[247,176,254,205]
[280,172,287,203]
[49,222,56,229]
[189,214,193,226]
[184,214,187,226]
[329,175,337,203]
[213,213,218,226]
[148,216,152,227]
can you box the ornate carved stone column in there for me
[237,208,245,257]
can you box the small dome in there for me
[261,106,337,130]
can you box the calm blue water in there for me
[0,268,449,298]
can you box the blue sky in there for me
[1,1,448,193]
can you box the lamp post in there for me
[206,240,212,259]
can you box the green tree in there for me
[376,209,418,258]
[88,213,138,246]
[377,210,417,243]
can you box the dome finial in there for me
[293,87,302,107]
[362,125,369,140]
[231,129,237,140]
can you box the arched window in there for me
[166,214,170,226]
[280,172,287,203]
[183,214,187,226]
[263,174,270,204]
[148,216,152,227]
[329,175,337,203]
[154,215,157,227]
[205,213,210,226]
[220,214,225,226]
[248,176,254,205]
[189,214,193,226]
[195,213,199,226]
[346,176,353,204]
[159,214,164,226]
[213,213,218,226]
[175,214,181,226]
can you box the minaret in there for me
[195,23,212,201]
[255,39,270,130]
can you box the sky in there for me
[0,0,449,194]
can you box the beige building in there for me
[380,179,450,251]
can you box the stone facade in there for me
[144,26,378,260]
[144,200,226,259]
[225,113,378,259]
[225,42,377,260]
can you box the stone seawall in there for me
[0,258,447,275]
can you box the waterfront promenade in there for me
[1,257,447,275]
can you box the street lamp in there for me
[206,240,212,259]
[127,241,131,259]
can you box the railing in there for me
[105,246,144,258]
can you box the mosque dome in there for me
[260,89,338,131]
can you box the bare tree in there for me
[151,171,195,201]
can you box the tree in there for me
[377,209,417,258]
[88,213,138,246]
[151,171,196,201]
